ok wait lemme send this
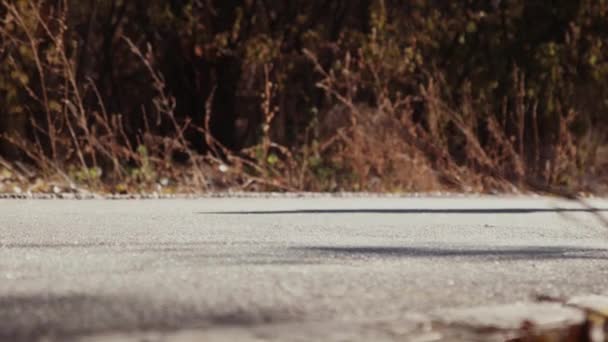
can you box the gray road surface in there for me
[1,196,608,341]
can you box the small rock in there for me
[435,302,584,331]
[568,295,608,314]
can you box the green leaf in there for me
[267,153,278,165]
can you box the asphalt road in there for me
[1,196,608,341]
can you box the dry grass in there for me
[0,0,605,195]
[301,47,602,195]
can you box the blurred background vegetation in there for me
[0,0,607,194]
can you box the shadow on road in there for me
[201,208,608,215]
[0,241,223,249]
[3,242,606,262]
[294,245,608,261]
[0,293,292,341]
